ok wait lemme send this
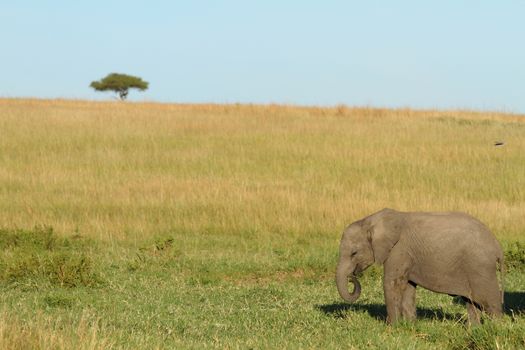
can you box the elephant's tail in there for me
[497,254,505,306]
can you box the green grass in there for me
[0,228,524,349]
[0,99,524,348]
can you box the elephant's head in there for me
[336,208,403,303]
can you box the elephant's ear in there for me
[365,210,402,264]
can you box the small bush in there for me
[0,227,102,288]
[0,226,56,250]
[503,241,525,270]
[46,252,101,287]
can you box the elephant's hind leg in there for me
[465,275,502,324]
[465,296,502,325]
[469,277,503,319]
[466,300,481,325]
[401,282,417,321]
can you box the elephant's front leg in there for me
[383,249,412,324]
[383,277,410,324]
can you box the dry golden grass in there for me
[0,98,523,241]
[0,309,112,350]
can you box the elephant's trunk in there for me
[336,264,361,303]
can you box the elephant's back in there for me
[406,211,501,260]
[408,211,494,237]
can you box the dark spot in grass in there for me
[504,291,525,316]
[43,293,75,309]
[127,235,181,272]
[152,237,174,254]
[137,235,179,257]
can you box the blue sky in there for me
[2,1,524,112]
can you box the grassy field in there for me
[0,98,524,349]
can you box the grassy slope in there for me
[0,99,524,349]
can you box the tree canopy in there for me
[90,73,149,100]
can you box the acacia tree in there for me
[90,73,149,100]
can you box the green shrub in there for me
[0,226,56,250]
[503,241,525,270]
[0,227,102,288]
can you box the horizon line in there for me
[2,96,524,118]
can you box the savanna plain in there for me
[0,98,524,349]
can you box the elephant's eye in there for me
[350,251,358,257]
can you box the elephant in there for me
[336,208,504,324]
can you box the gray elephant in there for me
[336,208,504,324]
